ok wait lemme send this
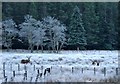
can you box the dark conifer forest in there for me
[2,2,119,50]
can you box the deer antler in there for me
[34,60,40,64]
[26,56,32,59]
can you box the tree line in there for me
[2,2,119,51]
[2,15,66,53]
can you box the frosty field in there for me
[0,50,119,83]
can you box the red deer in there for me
[21,56,31,64]
[91,60,100,66]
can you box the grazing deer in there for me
[97,62,100,66]
[91,60,100,66]
[21,56,31,64]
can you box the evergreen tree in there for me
[29,3,38,19]
[105,3,117,49]
[96,3,107,49]
[2,3,13,20]
[83,3,99,49]
[97,3,117,49]
[118,2,120,49]
[68,6,87,49]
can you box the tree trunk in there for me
[7,46,9,52]
[52,40,56,53]
[77,47,79,51]
[37,45,39,52]
[56,41,59,53]
[48,46,51,53]
[30,44,33,53]
[41,45,43,53]
[59,43,63,51]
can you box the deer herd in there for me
[21,56,51,76]
[20,56,101,77]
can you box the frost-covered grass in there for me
[0,50,119,83]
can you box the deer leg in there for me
[97,62,99,66]
[44,69,46,76]
[40,73,42,77]
[47,68,50,73]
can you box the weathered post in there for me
[10,63,12,71]
[13,71,15,77]
[82,68,84,74]
[104,67,106,76]
[72,67,74,73]
[3,62,6,78]
[3,70,5,78]
[34,65,35,71]
[3,62,5,70]
[24,71,27,80]
[18,64,20,71]
[60,66,62,72]
[24,65,27,71]
[116,68,118,75]
[94,67,96,75]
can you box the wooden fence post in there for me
[116,68,118,75]
[24,70,27,80]
[94,67,96,75]
[34,65,35,71]
[18,64,20,71]
[3,70,5,78]
[82,68,83,73]
[72,67,74,73]
[60,66,62,72]
[3,62,5,70]
[13,71,15,77]
[3,62,6,78]
[24,65,27,71]
[35,74,39,82]
[10,63,12,71]
[104,67,106,76]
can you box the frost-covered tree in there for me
[32,21,46,52]
[68,6,87,50]
[43,16,66,52]
[2,19,18,51]
[0,22,2,48]
[53,24,66,52]
[19,15,37,52]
